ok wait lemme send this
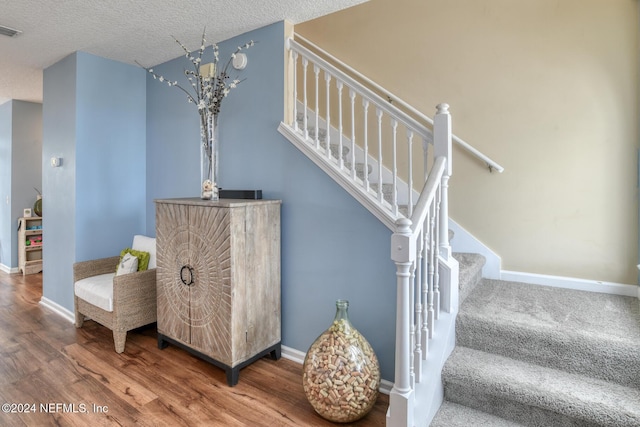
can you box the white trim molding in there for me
[501,270,639,298]
[0,264,19,274]
[39,296,75,323]
[281,345,306,365]
[379,379,393,396]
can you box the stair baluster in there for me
[376,108,384,204]
[414,230,424,382]
[422,136,429,187]
[292,51,299,132]
[337,81,344,170]
[433,189,441,319]
[302,58,309,140]
[421,224,429,358]
[392,119,399,216]
[349,89,357,181]
[313,65,320,149]
[427,203,436,338]
[325,73,331,155]
[363,98,370,192]
[407,130,414,217]
[409,256,416,389]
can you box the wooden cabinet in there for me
[155,198,281,386]
[18,217,43,276]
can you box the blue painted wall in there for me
[10,101,42,268]
[75,52,147,260]
[0,100,42,270]
[0,102,12,268]
[42,52,146,310]
[43,53,77,308]
[146,22,397,380]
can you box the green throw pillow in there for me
[118,248,150,272]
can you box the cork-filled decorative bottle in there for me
[302,300,381,423]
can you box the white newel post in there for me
[434,104,459,314]
[434,104,452,260]
[388,218,415,427]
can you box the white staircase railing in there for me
[279,34,461,426]
[280,36,441,230]
[388,106,456,427]
[291,34,504,175]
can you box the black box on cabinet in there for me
[219,189,262,200]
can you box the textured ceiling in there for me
[0,0,366,105]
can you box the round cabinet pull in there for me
[180,265,195,286]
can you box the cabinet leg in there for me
[269,344,282,360]
[226,367,240,387]
[158,335,169,350]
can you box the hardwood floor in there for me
[0,272,388,426]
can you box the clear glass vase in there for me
[200,112,219,200]
[302,300,381,423]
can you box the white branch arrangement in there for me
[137,28,255,116]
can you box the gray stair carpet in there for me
[452,252,485,304]
[296,117,374,182]
[343,161,371,181]
[369,182,395,204]
[431,401,525,427]
[443,346,640,426]
[431,271,640,426]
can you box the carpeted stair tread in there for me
[431,401,525,427]
[452,252,485,303]
[462,280,640,342]
[319,139,349,160]
[457,279,640,388]
[443,346,640,427]
[369,182,395,204]
[344,161,372,181]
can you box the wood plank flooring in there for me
[0,272,388,426]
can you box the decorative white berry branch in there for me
[136,28,255,117]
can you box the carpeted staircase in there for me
[431,254,640,426]
[294,107,640,427]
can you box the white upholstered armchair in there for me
[73,235,157,353]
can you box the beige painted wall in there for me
[297,0,639,284]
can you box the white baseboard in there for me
[39,296,75,323]
[501,270,639,298]
[0,264,19,274]
[379,379,393,395]
[281,345,306,365]
[281,345,393,395]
